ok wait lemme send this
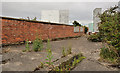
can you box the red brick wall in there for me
[1,17,84,45]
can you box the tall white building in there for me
[93,8,102,32]
[118,1,120,12]
[41,10,69,24]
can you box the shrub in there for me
[99,6,120,63]
[100,47,118,63]
[87,34,102,42]
[33,37,43,52]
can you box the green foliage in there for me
[84,26,88,34]
[67,46,72,54]
[73,21,81,27]
[87,33,102,42]
[53,54,85,72]
[22,49,26,52]
[45,39,53,66]
[25,39,30,51]
[40,62,44,68]
[33,37,43,52]
[72,56,86,67]
[22,39,31,52]
[54,67,60,71]
[46,48,53,66]
[100,47,118,63]
[47,39,51,50]
[66,64,71,71]
[62,46,72,58]
[98,6,120,63]
[62,47,66,57]
[72,58,77,67]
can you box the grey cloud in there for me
[2,2,118,24]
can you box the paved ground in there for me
[72,37,116,71]
[2,36,118,71]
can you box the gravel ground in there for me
[2,36,118,71]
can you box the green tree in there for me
[84,26,88,34]
[73,21,81,27]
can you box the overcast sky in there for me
[1,1,119,24]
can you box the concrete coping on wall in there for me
[0,16,73,26]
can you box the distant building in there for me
[93,8,102,32]
[88,23,94,32]
[118,1,120,12]
[41,10,69,24]
[81,24,88,27]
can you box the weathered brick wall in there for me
[1,17,84,45]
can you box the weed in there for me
[33,37,43,52]
[25,39,30,51]
[40,62,44,68]
[46,48,53,66]
[46,39,53,66]
[66,64,71,71]
[54,67,60,71]
[72,58,76,67]
[52,53,85,72]
[47,39,51,50]
[72,56,85,67]
[67,46,72,54]
[77,56,86,63]
[62,47,66,57]
[22,49,26,52]
[23,39,30,52]
[62,46,72,58]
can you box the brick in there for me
[1,17,84,44]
